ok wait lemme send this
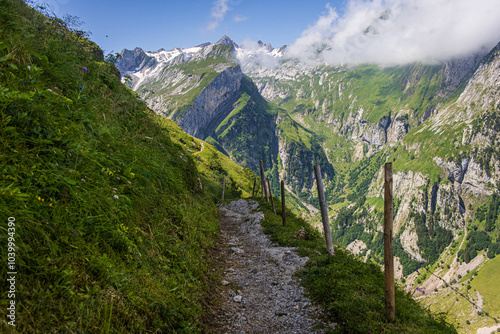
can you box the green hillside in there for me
[212,75,280,174]
[472,255,500,319]
[0,1,254,332]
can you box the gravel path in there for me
[214,199,335,333]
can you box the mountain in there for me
[117,36,500,331]
[215,34,239,49]
[116,37,333,209]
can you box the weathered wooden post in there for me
[281,180,286,227]
[252,179,256,197]
[259,160,267,200]
[384,162,395,322]
[221,175,226,201]
[314,165,335,256]
[267,177,276,214]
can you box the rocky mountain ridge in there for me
[175,65,243,138]
[117,37,333,195]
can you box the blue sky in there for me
[39,0,500,65]
[42,0,347,54]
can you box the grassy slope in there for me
[415,251,500,333]
[470,255,500,333]
[210,75,286,199]
[472,255,500,316]
[214,75,279,152]
[157,116,258,201]
[0,1,254,332]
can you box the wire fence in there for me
[372,228,500,324]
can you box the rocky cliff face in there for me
[437,52,486,99]
[117,47,150,73]
[244,55,487,160]
[116,43,237,118]
[356,42,500,276]
[174,66,243,139]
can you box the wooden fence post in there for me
[252,179,256,197]
[222,175,226,201]
[384,162,395,323]
[267,177,276,214]
[314,165,335,256]
[260,160,267,200]
[281,180,286,227]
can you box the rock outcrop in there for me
[117,47,151,73]
[174,66,244,139]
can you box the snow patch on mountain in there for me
[118,35,291,92]
[119,44,219,90]
[147,46,203,63]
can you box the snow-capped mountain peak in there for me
[117,36,288,90]
[216,35,239,49]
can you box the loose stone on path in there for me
[215,199,335,333]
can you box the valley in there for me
[117,33,500,332]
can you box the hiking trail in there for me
[212,199,336,333]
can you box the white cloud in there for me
[234,15,247,22]
[289,0,500,66]
[207,0,230,31]
[240,38,261,51]
[238,38,280,69]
